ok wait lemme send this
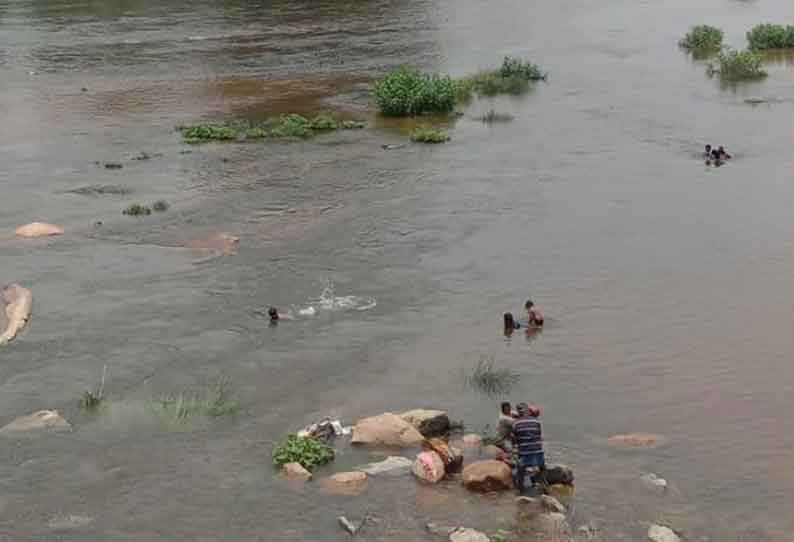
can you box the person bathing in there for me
[511,402,545,492]
[494,401,516,451]
[525,300,544,327]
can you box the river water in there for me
[2,0,794,540]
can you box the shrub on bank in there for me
[272,435,334,470]
[679,25,724,54]
[374,67,458,116]
[747,24,794,51]
[410,127,450,143]
[712,49,767,81]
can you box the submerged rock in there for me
[322,471,368,495]
[282,462,312,481]
[14,222,64,238]
[351,413,424,447]
[182,232,240,253]
[412,451,445,484]
[462,460,513,492]
[49,515,94,530]
[400,409,450,437]
[358,456,413,476]
[648,524,680,542]
[426,522,457,537]
[545,464,575,486]
[607,433,665,448]
[1,284,32,346]
[449,527,490,542]
[540,495,566,514]
[534,513,572,542]
[641,472,668,491]
[0,410,70,434]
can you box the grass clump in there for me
[309,113,339,131]
[80,365,108,410]
[466,355,520,398]
[152,199,170,212]
[270,114,313,138]
[273,434,335,471]
[711,48,767,81]
[747,24,794,51]
[180,123,237,143]
[374,67,458,116]
[679,25,724,55]
[457,56,546,101]
[153,376,239,421]
[410,127,450,143]
[123,203,151,216]
[475,109,514,123]
[499,56,546,80]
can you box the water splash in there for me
[299,280,377,315]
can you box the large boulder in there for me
[412,451,445,484]
[545,464,574,486]
[449,528,490,542]
[462,460,513,492]
[648,525,680,542]
[15,222,64,238]
[1,284,32,346]
[424,438,463,474]
[400,409,451,437]
[351,413,424,447]
[281,462,312,481]
[0,410,70,434]
[358,456,413,476]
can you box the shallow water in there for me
[2,0,794,540]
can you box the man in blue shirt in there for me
[511,402,545,492]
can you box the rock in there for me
[14,222,64,238]
[607,433,664,448]
[648,524,680,542]
[351,413,424,447]
[534,513,572,541]
[449,527,490,542]
[641,472,668,491]
[281,462,312,481]
[412,451,445,484]
[0,410,70,434]
[515,496,544,517]
[540,495,566,514]
[322,471,368,495]
[358,456,413,476]
[462,434,483,447]
[547,483,575,500]
[482,445,504,458]
[426,522,456,537]
[49,515,94,530]
[462,460,513,492]
[545,464,575,486]
[1,284,32,346]
[423,438,463,474]
[400,409,450,437]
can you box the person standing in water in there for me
[494,401,516,451]
[512,402,545,492]
[525,300,544,327]
[504,313,520,335]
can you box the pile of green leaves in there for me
[410,127,450,143]
[747,24,794,51]
[679,25,724,55]
[272,435,335,470]
[712,48,767,81]
[374,67,458,116]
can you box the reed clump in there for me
[747,24,794,51]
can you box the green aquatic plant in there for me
[457,56,546,101]
[410,127,450,143]
[679,25,724,55]
[272,434,335,471]
[270,114,313,138]
[152,376,239,421]
[152,199,170,212]
[499,56,546,81]
[711,48,767,81]
[243,125,269,139]
[374,67,458,116]
[747,24,794,51]
[309,113,339,131]
[122,203,152,216]
[179,123,237,143]
[80,365,108,410]
[466,355,520,398]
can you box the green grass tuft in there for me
[679,25,724,55]
[152,376,239,421]
[466,355,520,398]
[710,48,767,81]
[374,67,458,116]
[80,365,107,410]
[410,127,450,143]
[273,434,334,471]
[123,203,152,216]
[747,24,794,51]
[457,56,546,101]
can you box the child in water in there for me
[525,300,544,327]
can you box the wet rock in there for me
[462,434,483,447]
[641,472,668,491]
[534,513,572,542]
[462,460,513,492]
[400,409,450,437]
[322,471,368,495]
[607,433,665,448]
[104,162,123,169]
[1,284,32,346]
[449,527,490,542]
[351,413,424,447]
[282,462,312,481]
[545,464,575,486]
[14,222,64,237]
[515,496,544,517]
[358,456,413,476]
[648,524,680,542]
[49,515,94,530]
[423,438,463,474]
[0,410,71,434]
[540,495,566,514]
[426,522,456,537]
[412,451,445,484]
[547,483,575,500]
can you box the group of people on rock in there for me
[704,144,732,166]
[493,401,546,493]
[503,299,544,337]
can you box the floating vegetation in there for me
[80,365,107,410]
[179,114,366,143]
[475,109,514,123]
[122,203,152,216]
[457,56,546,101]
[152,200,170,212]
[308,113,339,131]
[272,434,335,471]
[270,114,314,138]
[679,25,724,56]
[747,24,794,51]
[710,49,767,81]
[410,127,450,143]
[374,67,458,116]
[151,376,239,421]
[466,355,521,398]
[179,123,237,143]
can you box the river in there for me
[2,0,794,540]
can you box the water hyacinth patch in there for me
[747,24,794,51]
[374,67,458,116]
[679,25,724,55]
[272,435,334,471]
[180,123,237,143]
[410,127,450,143]
[179,115,366,143]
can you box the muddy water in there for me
[2,0,794,540]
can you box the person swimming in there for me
[703,144,712,160]
[267,307,292,323]
[504,312,520,334]
[717,146,731,160]
[525,300,544,327]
